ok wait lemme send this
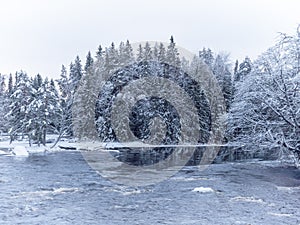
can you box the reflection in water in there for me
[113,147,206,166]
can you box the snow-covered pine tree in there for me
[166,36,181,67]
[26,75,45,145]
[125,40,134,63]
[73,55,99,141]
[212,54,233,111]
[104,42,120,72]
[84,51,94,73]
[136,44,143,62]
[181,57,190,72]
[57,65,69,98]
[153,43,159,61]
[143,42,153,61]
[2,74,14,134]
[96,45,103,60]
[118,41,126,66]
[47,79,63,141]
[0,74,6,133]
[235,57,252,82]
[69,56,83,93]
[199,47,214,70]
[233,60,239,81]
[25,76,62,146]
[56,65,73,137]
[119,40,134,66]
[8,71,32,143]
[7,74,13,96]
[158,43,166,63]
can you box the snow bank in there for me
[0,150,7,155]
[192,187,214,193]
[12,146,29,156]
[26,146,49,153]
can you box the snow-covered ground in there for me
[0,136,78,156]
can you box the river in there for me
[0,151,299,224]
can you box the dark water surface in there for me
[0,152,299,225]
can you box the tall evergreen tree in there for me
[158,43,166,63]
[143,42,153,61]
[0,74,6,133]
[166,36,181,67]
[152,43,159,61]
[136,44,143,62]
[8,71,32,142]
[69,56,83,93]
[104,42,120,72]
[233,60,239,78]
[48,79,62,137]
[199,47,214,69]
[125,40,134,61]
[56,64,73,137]
[213,54,233,111]
[84,51,94,73]
[7,74,13,96]
[119,40,134,66]
[96,45,103,59]
[235,57,252,81]
[57,65,69,98]
[73,67,98,141]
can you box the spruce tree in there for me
[166,36,181,67]
[69,56,83,93]
[0,74,6,133]
[84,51,94,73]
[153,43,159,61]
[236,57,252,81]
[8,71,32,143]
[96,45,103,59]
[213,54,233,111]
[199,47,214,69]
[7,74,13,95]
[136,44,143,62]
[233,60,239,80]
[119,40,134,66]
[56,64,73,137]
[158,43,166,63]
[104,42,120,72]
[143,42,153,61]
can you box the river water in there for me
[0,151,299,225]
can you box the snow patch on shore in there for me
[12,146,29,156]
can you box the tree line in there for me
[0,28,299,165]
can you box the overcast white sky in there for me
[0,0,299,78]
